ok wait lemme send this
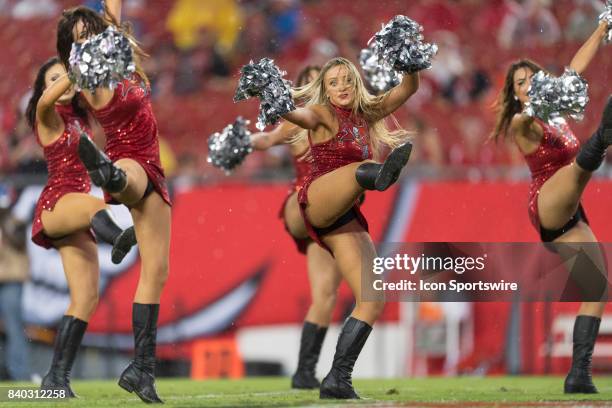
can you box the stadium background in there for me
[0,0,612,383]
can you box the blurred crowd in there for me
[0,0,611,189]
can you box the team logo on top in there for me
[337,124,370,159]
[66,120,85,146]
[121,75,150,99]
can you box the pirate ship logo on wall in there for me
[16,186,265,350]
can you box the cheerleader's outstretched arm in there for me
[569,21,608,75]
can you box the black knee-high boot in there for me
[576,96,612,172]
[118,303,163,403]
[319,317,372,399]
[564,315,601,394]
[291,322,328,389]
[78,134,127,193]
[355,141,412,191]
[91,209,137,265]
[40,316,88,398]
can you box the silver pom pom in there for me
[234,58,295,131]
[369,15,438,74]
[207,117,253,173]
[359,44,403,93]
[600,0,612,42]
[68,26,136,92]
[524,68,589,125]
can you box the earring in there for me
[514,95,519,101]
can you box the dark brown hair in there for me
[295,65,321,88]
[56,5,149,84]
[25,57,87,130]
[491,59,544,141]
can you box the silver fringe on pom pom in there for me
[524,68,589,126]
[234,58,295,131]
[69,26,135,91]
[359,44,403,93]
[369,15,438,74]
[207,117,253,173]
[600,0,612,42]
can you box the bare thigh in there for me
[304,161,370,228]
[538,162,591,230]
[283,192,308,239]
[112,158,149,206]
[321,220,384,324]
[130,191,172,303]
[41,193,107,239]
[321,220,375,301]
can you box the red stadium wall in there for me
[86,180,612,372]
[405,180,612,375]
[89,183,399,335]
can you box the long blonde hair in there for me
[291,57,408,157]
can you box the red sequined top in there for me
[523,118,580,228]
[307,105,372,180]
[32,104,91,248]
[278,147,313,253]
[297,104,372,252]
[85,73,171,206]
[279,146,311,216]
[292,148,313,191]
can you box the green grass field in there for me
[2,377,612,407]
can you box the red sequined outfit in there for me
[85,74,171,206]
[292,148,313,192]
[32,104,92,249]
[523,118,581,230]
[279,147,314,254]
[298,105,372,253]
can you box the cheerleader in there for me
[252,65,343,389]
[24,57,136,396]
[279,57,418,399]
[492,21,611,393]
[56,1,170,402]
